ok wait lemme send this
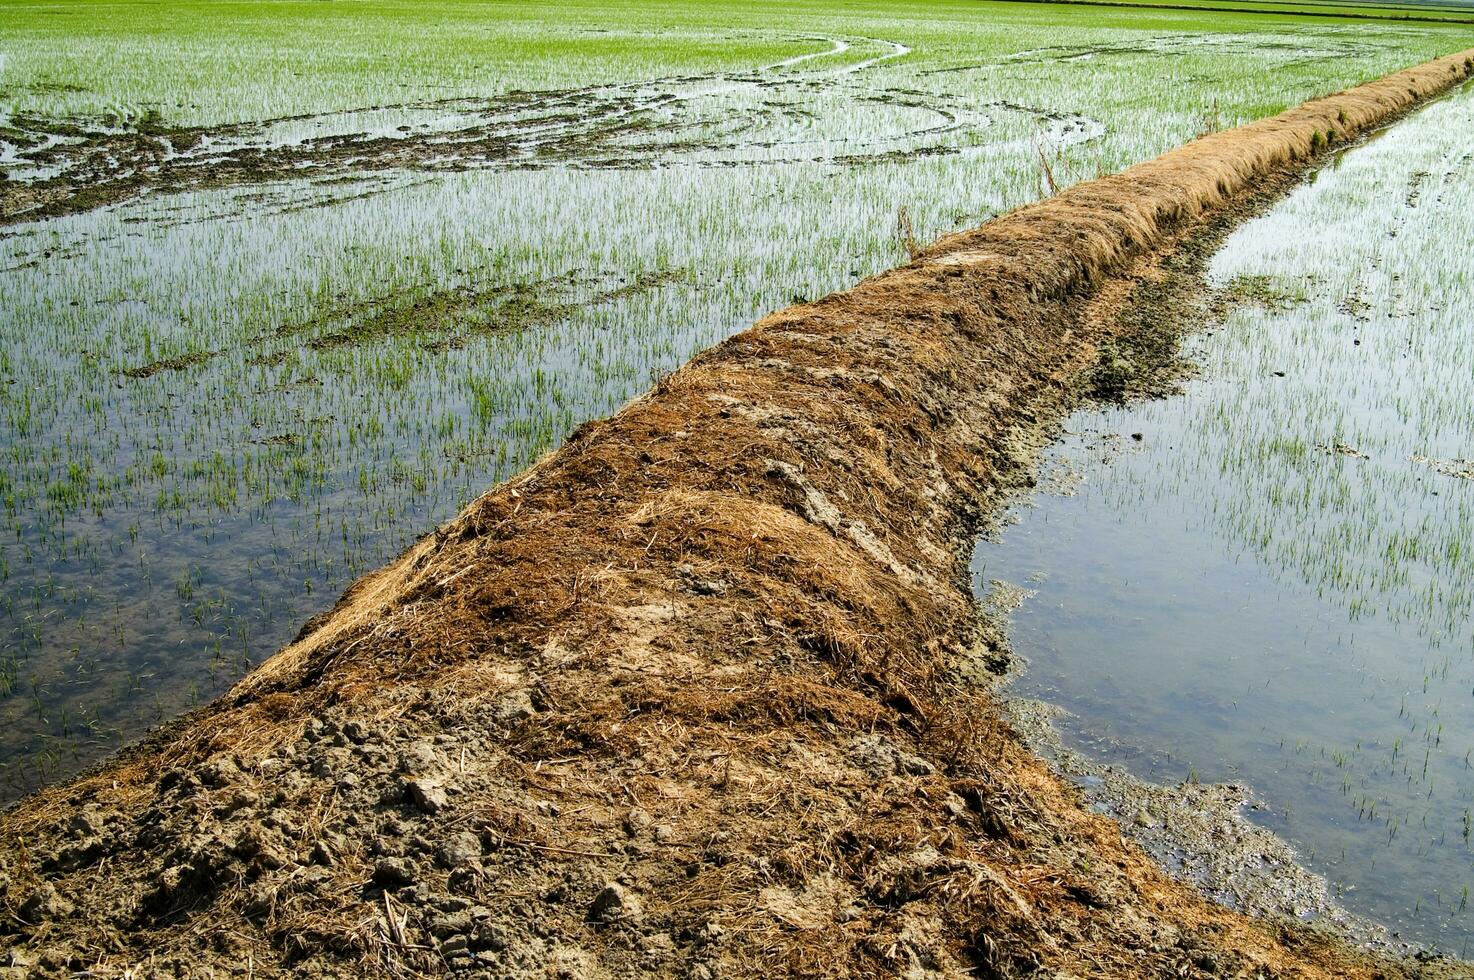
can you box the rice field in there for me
[973,80,1474,953]
[0,0,1468,812]
[1063,0,1474,22]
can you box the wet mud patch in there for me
[285,268,688,356]
[1411,454,1474,480]
[1004,696,1392,944]
[123,268,688,378]
[121,349,220,378]
[296,279,584,355]
[0,33,1098,225]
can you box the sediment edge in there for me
[3,49,1473,978]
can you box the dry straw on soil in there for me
[2,50,1473,979]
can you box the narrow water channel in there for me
[972,83,1474,953]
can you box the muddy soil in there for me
[115,269,689,379]
[1,50,1472,980]
[0,47,1090,226]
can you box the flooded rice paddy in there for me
[0,1,1468,806]
[973,82,1474,952]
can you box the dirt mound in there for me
[2,50,1472,978]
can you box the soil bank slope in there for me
[3,50,1474,979]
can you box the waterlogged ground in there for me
[0,1,1468,801]
[973,82,1474,952]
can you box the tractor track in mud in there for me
[1,48,1473,980]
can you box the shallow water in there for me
[972,83,1474,952]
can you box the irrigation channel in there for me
[974,78,1474,954]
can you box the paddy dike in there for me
[2,50,1473,979]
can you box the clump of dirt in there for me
[1,49,1472,980]
[1412,454,1474,481]
[121,349,220,379]
[1320,441,1370,459]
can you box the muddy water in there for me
[973,83,1474,953]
